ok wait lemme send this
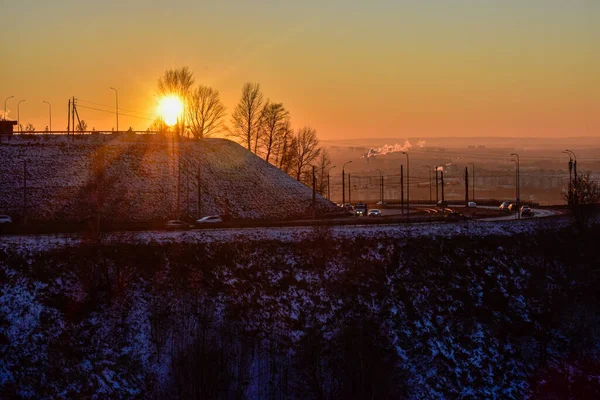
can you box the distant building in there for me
[0,120,17,135]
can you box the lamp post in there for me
[402,152,409,219]
[510,153,519,217]
[468,162,475,203]
[17,100,26,132]
[327,165,336,201]
[110,86,119,132]
[342,161,352,205]
[563,151,573,205]
[424,165,432,202]
[4,95,14,120]
[375,169,383,203]
[42,101,52,132]
[435,165,439,203]
[565,149,577,205]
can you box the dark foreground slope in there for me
[0,135,341,222]
[1,222,599,398]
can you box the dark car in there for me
[499,202,510,211]
[520,206,534,217]
[437,200,448,209]
[355,203,368,217]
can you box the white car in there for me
[196,215,223,224]
[467,202,477,208]
[368,209,382,217]
[0,215,12,224]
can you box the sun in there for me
[157,95,184,127]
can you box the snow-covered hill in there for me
[0,134,341,222]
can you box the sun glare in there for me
[157,96,184,127]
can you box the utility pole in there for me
[197,163,202,218]
[563,151,573,205]
[342,161,352,205]
[469,163,475,203]
[110,87,119,133]
[381,175,384,204]
[400,165,404,215]
[435,167,439,203]
[23,160,27,225]
[42,101,51,133]
[441,170,445,204]
[17,100,25,132]
[327,165,336,201]
[177,160,181,219]
[67,99,71,136]
[3,96,13,121]
[511,153,520,219]
[348,174,352,205]
[402,152,409,220]
[312,165,316,220]
[464,167,469,206]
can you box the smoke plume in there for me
[366,139,426,159]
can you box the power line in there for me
[77,99,155,118]
[76,104,154,121]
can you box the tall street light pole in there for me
[17,100,26,132]
[42,101,52,132]
[327,165,336,201]
[342,161,352,205]
[110,87,119,133]
[510,153,520,216]
[375,169,382,203]
[4,96,14,121]
[565,149,577,205]
[468,162,475,203]
[563,151,573,205]
[424,165,432,202]
[402,151,409,220]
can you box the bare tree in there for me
[148,117,170,134]
[25,122,35,132]
[76,120,88,133]
[276,120,294,172]
[157,67,195,136]
[292,126,321,182]
[260,102,289,163]
[316,149,332,196]
[187,85,226,139]
[229,83,264,153]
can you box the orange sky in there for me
[1,0,598,138]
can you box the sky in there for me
[1,0,598,139]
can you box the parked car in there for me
[499,202,510,211]
[520,206,534,217]
[0,215,12,224]
[376,201,387,205]
[467,202,477,208]
[164,220,192,230]
[344,203,355,212]
[368,209,382,217]
[196,215,223,225]
[508,203,517,212]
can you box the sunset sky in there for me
[2,0,598,138]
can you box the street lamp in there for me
[42,101,52,132]
[110,86,119,132]
[468,163,475,203]
[327,165,336,201]
[565,149,577,205]
[17,100,26,132]
[342,160,352,205]
[375,169,383,203]
[510,154,519,219]
[402,152,409,219]
[563,151,573,205]
[424,165,432,202]
[4,95,14,120]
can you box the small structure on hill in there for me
[0,120,17,135]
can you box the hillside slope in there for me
[0,135,341,222]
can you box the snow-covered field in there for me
[0,134,341,222]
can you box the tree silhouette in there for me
[187,85,226,139]
[157,67,195,136]
[260,102,289,163]
[25,122,35,132]
[76,120,88,133]
[229,83,264,153]
[291,127,321,182]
